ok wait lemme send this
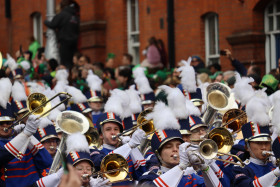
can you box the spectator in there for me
[122,53,133,67]
[191,55,205,73]
[44,0,80,70]
[141,36,163,69]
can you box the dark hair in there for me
[148,36,158,46]
[103,68,115,80]
[247,73,262,85]
[123,53,133,63]
[79,55,91,64]
[250,65,262,76]
[208,63,221,71]
[37,47,45,59]
[24,50,33,62]
[118,66,132,79]
[92,62,104,70]
[73,52,82,59]
[48,58,59,71]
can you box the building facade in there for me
[0,0,279,73]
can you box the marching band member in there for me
[138,102,221,187]
[232,90,280,186]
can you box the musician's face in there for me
[74,161,92,186]
[42,138,59,157]
[159,139,181,168]
[0,121,13,138]
[190,126,207,145]
[248,141,271,161]
[101,122,120,147]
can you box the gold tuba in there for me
[95,153,132,183]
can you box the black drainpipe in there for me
[167,0,175,69]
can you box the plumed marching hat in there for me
[133,67,155,105]
[189,115,207,132]
[243,88,271,142]
[34,117,59,143]
[66,86,92,114]
[96,112,123,133]
[241,122,271,142]
[11,80,28,116]
[85,70,103,103]
[11,68,24,80]
[147,102,183,153]
[272,137,280,159]
[66,133,94,167]
[0,78,14,121]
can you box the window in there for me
[265,0,280,73]
[127,0,140,64]
[205,13,219,65]
[32,12,43,45]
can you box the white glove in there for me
[36,168,64,187]
[90,177,111,187]
[178,142,191,170]
[119,136,131,144]
[128,129,146,148]
[23,115,41,136]
[274,167,280,177]
[14,123,25,134]
[188,151,207,171]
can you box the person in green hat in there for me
[259,74,279,95]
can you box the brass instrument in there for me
[48,111,90,175]
[85,126,100,148]
[221,109,247,133]
[202,83,231,126]
[112,108,155,140]
[199,128,245,167]
[262,151,274,157]
[4,92,72,132]
[94,153,132,183]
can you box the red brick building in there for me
[0,0,279,74]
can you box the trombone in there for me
[92,153,132,183]
[112,108,155,140]
[4,92,72,132]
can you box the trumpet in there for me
[4,92,72,132]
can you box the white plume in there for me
[54,81,67,93]
[19,61,30,71]
[4,54,18,70]
[65,86,87,103]
[126,85,142,114]
[38,117,53,129]
[104,89,131,119]
[43,88,65,111]
[55,69,69,84]
[133,67,153,94]
[86,70,102,91]
[146,101,180,130]
[12,81,27,101]
[159,85,189,119]
[66,133,90,155]
[28,82,45,94]
[246,90,270,126]
[176,57,197,92]
[185,99,201,116]
[232,73,255,106]
[0,78,12,109]
[48,108,61,122]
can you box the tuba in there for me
[94,153,132,183]
[202,83,231,126]
[48,111,90,174]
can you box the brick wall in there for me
[0,0,271,73]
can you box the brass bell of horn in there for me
[221,109,247,133]
[97,153,132,183]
